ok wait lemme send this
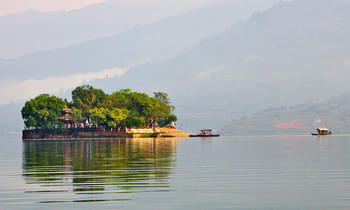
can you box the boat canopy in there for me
[200,129,213,135]
[315,128,331,135]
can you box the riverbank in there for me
[22,127,190,140]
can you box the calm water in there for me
[1,136,350,209]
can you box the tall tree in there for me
[89,107,128,128]
[106,108,129,128]
[21,94,65,128]
[154,92,170,105]
[71,108,84,124]
[89,107,108,126]
[72,85,106,121]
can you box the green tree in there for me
[106,108,129,128]
[124,110,146,128]
[153,92,176,125]
[110,89,133,108]
[129,92,156,126]
[21,94,65,128]
[154,92,170,105]
[72,85,106,120]
[89,107,129,128]
[72,108,84,123]
[158,114,178,127]
[21,85,178,129]
[89,108,108,126]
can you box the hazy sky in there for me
[0,67,126,105]
[0,0,218,16]
[0,0,107,16]
[0,0,265,105]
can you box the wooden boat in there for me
[311,128,332,136]
[190,129,220,137]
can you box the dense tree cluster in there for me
[21,94,66,129]
[21,85,177,129]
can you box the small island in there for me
[22,85,189,139]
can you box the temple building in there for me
[58,108,73,128]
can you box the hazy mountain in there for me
[0,0,222,58]
[221,93,350,135]
[91,0,350,131]
[0,0,278,80]
[4,0,350,134]
[0,0,279,135]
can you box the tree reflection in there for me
[23,138,179,194]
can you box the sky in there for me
[0,67,126,105]
[0,0,224,105]
[0,0,107,16]
[0,0,218,16]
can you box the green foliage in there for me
[89,107,129,128]
[72,85,106,119]
[100,89,175,127]
[72,108,84,123]
[124,110,146,128]
[154,92,170,105]
[21,94,65,128]
[89,107,108,126]
[22,85,177,129]
[158,114,178,127]
[106,108,129,128]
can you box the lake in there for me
[1,135,350,209]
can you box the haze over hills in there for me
[0,0,106,16]
[2,0,350,135]
[0,0,222,58]
[91,0,350,131]
[221,93,350,135]
[0,0,279,135]
[0,0,278,80]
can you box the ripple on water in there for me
[2,136,350,208]
[18,138,177,205]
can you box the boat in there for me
[190,129,220,137]
[311,128,332,136]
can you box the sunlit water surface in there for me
[1,136,350,209]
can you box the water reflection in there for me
[22,138,179,203]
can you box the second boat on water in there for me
[311,128,333,136]
[190,129,220,137]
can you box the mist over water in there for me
[1,136,350,209]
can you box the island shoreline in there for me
[22,127,190,140]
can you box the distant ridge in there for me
[0,0,223,58]
[221,93,350,135]
[91,0,350,130]
[0,0,278,79]
[3,0,350,134]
